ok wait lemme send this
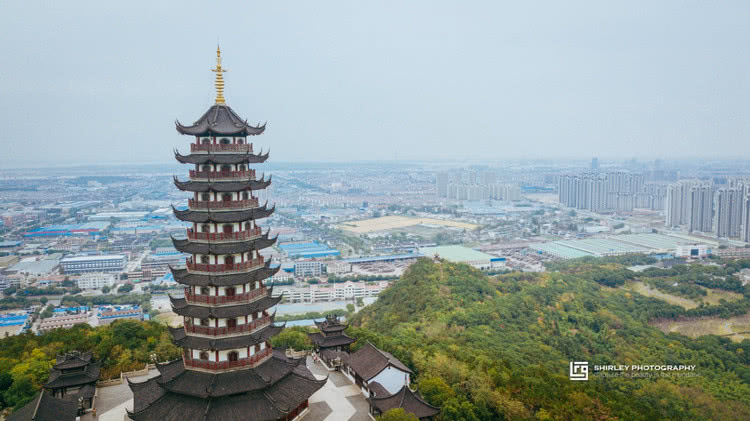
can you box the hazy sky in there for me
[1,1,748,167]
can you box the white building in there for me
[675,244,711,259]
[77,272,116,290]
[294,261,324,277]
[326,261,352,275]
[273,281,390,303]
[60,255,127,274]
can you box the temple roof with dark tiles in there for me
[147,351,306,398]
[53,350,93,370]
[173,176,271,192]
[368,386,440,419]
[170,264,279,287]
[128,357,326,421]
[6,391,78,421]
[171,235,276,255]
[44,361,100,389]
[174,150,269,165]
[170,295,282,318]
[308,332,356,348]
[348,342,412,381]
[172,204,275,223]
[314,315,348,333]
[176,104,266,136]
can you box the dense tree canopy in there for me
[0,320,179,411]
[349,258,750,420]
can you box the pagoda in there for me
[309,314,355,353]
[128,47,325,421]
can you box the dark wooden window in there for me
[223,224,233,233]
[228,351,239,362]
[200,287,210,295]
[199,351,209,360]
[227,318,237,328]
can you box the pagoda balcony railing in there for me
[186,257,264,273]
[190,143,253,153]
[184,287,267,305]
[188,198,259,210]
[189,169,256,179]
[186,226,262,242]
[184,347,272,370]
[184,315,271,336]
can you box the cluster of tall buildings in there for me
[666,180,750,240]
[436,170,520,201]
[558,172,665,212]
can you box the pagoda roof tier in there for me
[45,361,100,389]
[314,316,348,333]
[149,351,304,397]
[175,104,266,136]
[171,263,280,287]
[308,332,356,348]
[170,324,283,351]
[170,295,282,318]
[173,176,271,192]
[368,385,440,419]
[53,350,93,370]
[175,150,269,165]
[172,204,275,223]
[127,354,326,420]
[171,234,277,255]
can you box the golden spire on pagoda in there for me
[212,45,227,104]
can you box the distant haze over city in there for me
[1,1,749,167]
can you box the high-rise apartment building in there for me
[689,185,714,233]
[716,188,743,238]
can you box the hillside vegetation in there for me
[0,320,180,411]
[349,258,750,420]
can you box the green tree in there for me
[418,376,454,406]
[117,284,134,294]
[269,327,312,351]
[377,408,418,421]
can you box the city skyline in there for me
[2,1,750,166]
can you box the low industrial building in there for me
[419,245,502,271]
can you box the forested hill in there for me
[348,258,750,420]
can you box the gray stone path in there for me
[306,356,372,421]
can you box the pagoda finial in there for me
[212,45,227,104]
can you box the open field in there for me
[651,313,750,342]
[623,281,699,309]
[336,215,478,234]
[153,311,181,327]
[623,281,743,309]
[703,287,744,305]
